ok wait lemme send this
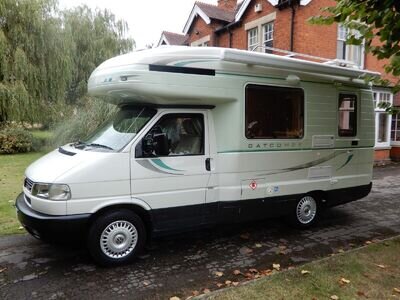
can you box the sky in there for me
[58,0,217,49]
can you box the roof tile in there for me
[162,31,188,45]
[195,1,236,23]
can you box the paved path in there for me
[1,164,399,300]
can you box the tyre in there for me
[291,195,318,228]
[87,209,146,266]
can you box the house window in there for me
[191,35,210,47]
[337,24,364,67]
[262,22,274,53]
[338,94,357,137]
[373,90,393,147]
[248,27,258,51]
[245,84,304,139]
[391,114,400,144]
[197,41,208,47]
[377,113,389,143]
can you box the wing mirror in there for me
[142,129,170,156]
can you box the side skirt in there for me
[150,183,372,236]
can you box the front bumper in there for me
[15,193,91,239]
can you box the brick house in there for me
[158,0,400,162]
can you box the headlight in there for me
[31,183,71,200]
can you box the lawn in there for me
[207,238,400,300]
[0,152,46,235]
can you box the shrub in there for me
[0,128,33,154]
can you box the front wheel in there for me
[87,209,146,266]
[291,195,318,228]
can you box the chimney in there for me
[217,0,237,11]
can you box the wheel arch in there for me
[306,190,327,207]
[89,204,153,235]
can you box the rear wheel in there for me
[291,195,318,228]
[87,209,146,266]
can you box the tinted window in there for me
[245,85,304,139]
[338,94,357,137]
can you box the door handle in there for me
[205,158,211,171]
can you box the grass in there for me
[207,238,400,300]
[0,152,46,235]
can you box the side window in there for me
[338,94,357,137]
[142,114,204,157]
[245,84,304,139]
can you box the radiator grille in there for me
[24,177,34,192]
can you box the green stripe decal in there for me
[218,146,373,154]
[151,159,183,172]
[337,154,354,171]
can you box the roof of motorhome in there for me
[95,46,380,80]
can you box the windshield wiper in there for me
[85,143,114,151]
[72,140,87,149]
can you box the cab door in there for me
[130,110,211,233]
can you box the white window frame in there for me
[245,12,276,52]
[191,35,210,47]
[391,113,400,146]
[262,22,274,52]
[247,27,258,51]
[373,89,393,148]
[337,24,365,68]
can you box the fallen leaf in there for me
[254,274,261,279]
[233,269,241,275]
[239,247,253,255]
[340,277,350,284]
[338,249,345,253]
[394,288,400,294]
[254,243,262,248]
[240,233,250,240]
[330,295,339,300]
[192,291,200,296]
[232,281,239,286]
[357,290,367,297]
[375,264,386,269]
[272,263,280,271]
[249,268,258,273]
[214,271,224,277]
[244,272,253,278]
[365,241,372,245]
[143,280,151,286]
[301,270,310,275]
[170,297,180,300]
[216,283,223,288]
[18,226,24,230]
[203,289,211,294]
[0,267,6,273]
[225,280,232,285]
[261,269,272,275]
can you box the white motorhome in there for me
[16,46,376,265]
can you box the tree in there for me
[62,6,134,105]
[309,0,400,114]
[0,0,134,125]
[0,0,71,124]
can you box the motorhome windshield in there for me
[76,107,156,152]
